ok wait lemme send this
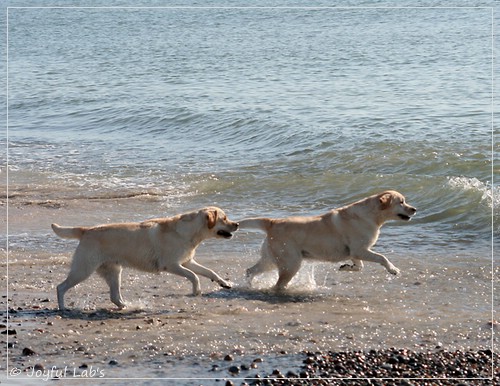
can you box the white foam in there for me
[447,176,497,209]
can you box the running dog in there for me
[239,191,416,291]
[52,207,238,310]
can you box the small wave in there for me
[447,176,497,209]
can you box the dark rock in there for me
[334,364,346,373]
[397,354,409,364]
[228,365,240,374]
[108,359,118,365]
[22,347,36,356]
[224,354,234,361]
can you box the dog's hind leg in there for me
[246,240,276,287]
[57,246,99,311]
[97,263,125,309]
[273,252,302,292]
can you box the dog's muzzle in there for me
[217,223,239,239]
[398,206,417,221]
[217,230,234,239]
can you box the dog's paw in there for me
[339,264,360,272]
[219,280,232,289]
[339,264,352,271]
[387,265,400,275]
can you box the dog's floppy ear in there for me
[379,192,393,210]
[206,209,217,229]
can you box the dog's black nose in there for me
[410,207,417,214]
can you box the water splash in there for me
[447,176,496,209]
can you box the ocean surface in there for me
[1,2,498,381]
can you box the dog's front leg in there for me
[183,260,232,289]
[355,250,400,275]
[167,264,202,296]
[97,263,126,309]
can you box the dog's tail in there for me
[238,218,273,232]
[51,224,85,239]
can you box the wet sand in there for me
[1,250,497,385]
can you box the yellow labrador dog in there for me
[239,191,416,291]
[52,207,238,310]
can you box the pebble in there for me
[22,347,36,356]
[240,349,497,385]
[228,365,240,374]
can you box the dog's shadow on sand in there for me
[5,287,325,321]
[204,285,325,304]
[6,307,153,321]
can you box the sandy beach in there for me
[2,244,497,385]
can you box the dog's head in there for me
[204,207,239,239]
[378,191,417,222]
